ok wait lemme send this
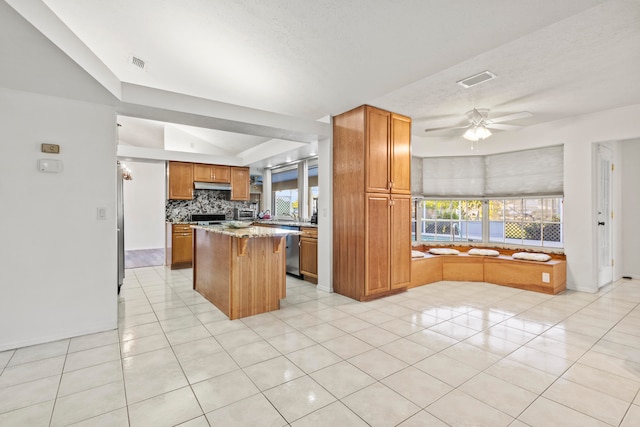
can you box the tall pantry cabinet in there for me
[333,105,412,301]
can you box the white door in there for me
[596,145,613,287]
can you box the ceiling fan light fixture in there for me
[463,124,492,142]
[476,124,492,140]
[463,127,480,141]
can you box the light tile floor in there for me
[1,267,640,426]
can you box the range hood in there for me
[193,182,232,191]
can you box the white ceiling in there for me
[10,0,640,167]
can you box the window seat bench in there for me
[410,246,566,295]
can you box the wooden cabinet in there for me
[193,164,230,183]
[168,162,194,200]
[230,167,250,201]
[364,194,411,295]
[333,105,412,301]
[390,114,412,194]
[364,107,412,194]
[166,223,193,269]
[390,195,412,288]
[300,227,318,283]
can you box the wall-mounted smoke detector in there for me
[457,70,497,88]
[130,55,147,71]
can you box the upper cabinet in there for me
[193,164,230,183]
[230,167,250,201]
[390,114,412,194]
[168,162,248,200]
[168,162,194,200]
[364,107,411,195]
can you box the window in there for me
[489,197,563,247]
[270,158,318,219]
[413,196,563,248]
[413,199,483,242]
[308,162,319,215]
[272,167,298,217]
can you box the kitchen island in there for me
[192,225,302,320]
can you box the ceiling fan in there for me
[424,108,533,141]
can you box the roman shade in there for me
[421,145,563,197]
[422,156,485,197]
[484,145,564,196]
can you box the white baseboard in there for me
[316,281,333,293]
[567,284,597,294]
[0,320,117,352]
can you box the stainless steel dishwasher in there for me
[280,225,301,277]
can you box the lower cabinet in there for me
[166,223,193,269]
[300,227,318,283]
[364,193,411,297]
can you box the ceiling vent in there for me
[130,56,147,71]
[457,71,497,88]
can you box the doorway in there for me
[596,144,613,287]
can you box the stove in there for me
[191,213,226,225]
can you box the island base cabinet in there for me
[193,229,286,319]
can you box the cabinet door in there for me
[168,162,194,200]
[212,165,231,183]
[230,167,250,201]
[300,237,318,278]
[172,232,193,265]
[390,114,412,194]
[193,164,213,182]
[365,107,391,193]
[390,195,412,289]
[365,194,390,296]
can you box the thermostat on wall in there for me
[38,159,63,173]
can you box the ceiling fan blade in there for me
[485,123,522,131]
[424,125,470,133]
[486,111,532,124]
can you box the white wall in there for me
[621,139,640,278]
[123,161,166,250]
[317,136,333,293]
[0,88,117,351]
[413,103,640,292]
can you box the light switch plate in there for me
[97,207,107,220]
[38,159,63,173]
[542,272,550,283]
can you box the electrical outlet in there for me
[542,272,550,283]
[41,143,60,154]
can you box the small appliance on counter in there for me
[233,208,255,221]
[310,211,318,224]
[191,213,226,225]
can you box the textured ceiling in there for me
[23,0,640,165]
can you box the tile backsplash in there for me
[166,190,251,222]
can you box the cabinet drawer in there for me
[172,224,193,233]
[300,227,318,238]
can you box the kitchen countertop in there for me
[254,220,318,228]
[167,221,197,224]
[191,224,302,238]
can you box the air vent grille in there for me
[131,56,146,70]
[457,71,496,88]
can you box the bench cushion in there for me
[468,248,500,257]
[512,252,552,262]
[411,250,426,258]
[429,248,460,255]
